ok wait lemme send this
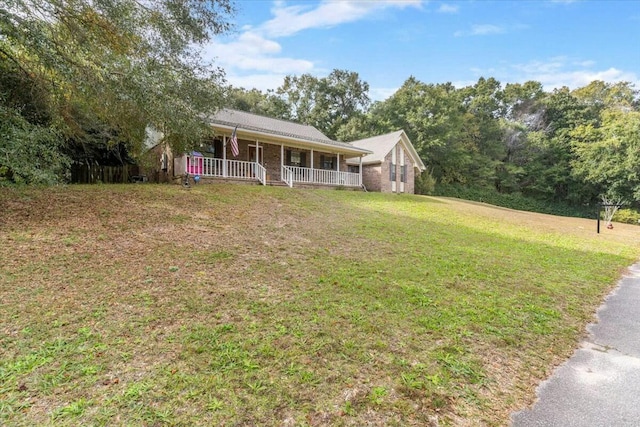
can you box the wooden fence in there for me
[70,163,140,184]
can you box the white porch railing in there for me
[281,166,361,187]
[281,166,293,188]
[186,157,359,188]
[186,156,265,185]
[255,163,266,186]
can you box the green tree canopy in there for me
[1,0,234,183]
[571,108,640,202]
[275,69,370,140]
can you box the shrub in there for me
[416,170,436,195]
[433,184,595,218]
[612,209,640,225]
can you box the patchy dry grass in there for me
[1,184,639,426]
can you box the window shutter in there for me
[332,157,337,170]
[390,147,397,181]
[320,155,325,169]
[300,152,307,167]
[286,150,291,166]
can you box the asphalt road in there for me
[511,263,640,427]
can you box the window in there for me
[399,146,406,184]
[291,151,301,165]
[390,146,397,182]
[286,150,306,167]
[320,155,336,170]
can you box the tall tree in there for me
[571,109,640,203]
[276,69,370,140]
[224,86,291,120]
[0,0,234,183]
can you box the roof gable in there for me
[346,130,426,171]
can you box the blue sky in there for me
[205,0,640,100]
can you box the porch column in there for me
[359,155,363,186]
[223,135,228,178]
[336,153,340,171]
[310,149,314,184]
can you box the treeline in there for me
[226,71,640,212]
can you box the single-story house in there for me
[145,110,426,192]
[154,109,373,189]
[346,130,426,194]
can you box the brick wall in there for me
[403,148,416,194]
[367,143,418,194]
[362,164,382,192]
[262,143,281,181]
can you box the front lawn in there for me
[1,185,639,426]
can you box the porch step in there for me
[266,180,289,187]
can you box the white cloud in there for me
[370,87,399,102]
[511,56,568,74]
[438,4,459,14]
[225,73,291,92]
[204,32,314,74]
[260,0,423,37]
[528,67,639,90]
[472,57,640,90]
[455,24,506,37]
[470,24,505,35]
[206,0,424,92]
[574,60,596,68]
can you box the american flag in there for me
[230,126,239,157]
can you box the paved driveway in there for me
[511,263,640,427]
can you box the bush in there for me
[0,104,69,185]
[612,209,640,225]
[433,184,595,218]
[415,170,436,195]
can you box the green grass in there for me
[1,184,639,426]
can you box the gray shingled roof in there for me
[346,130,426,170]
[209,109,369,153]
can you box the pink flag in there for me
[230,126,239,157]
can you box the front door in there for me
[248,145,264,164]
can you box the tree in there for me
[572,80,637,111]
[571,109,640,203]
[276,69,370,140]
[0,0,235,183]
[501,81,545,125]
[372,77,514,188]
[514,87,593,203]
[224,86,291,120]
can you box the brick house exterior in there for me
[346,130,426,194]
[161,109,371,188]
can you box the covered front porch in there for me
[178,139,366,188]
